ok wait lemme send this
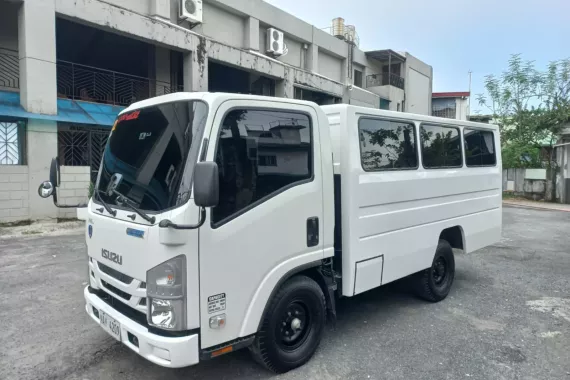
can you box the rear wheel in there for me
[414,239,455,302]
[249,275,326,373]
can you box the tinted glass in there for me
[96,101,208,212]
[464,128,496,166]
[358,118,417,171]
[212,109,312,224]
[420,125,462,168]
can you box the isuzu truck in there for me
[39,92,501,373]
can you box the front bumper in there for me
[84,286,199,368]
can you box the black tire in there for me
[249,275,326,373]
[414,239,455,302]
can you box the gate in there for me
[57,124,110,183]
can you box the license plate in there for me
[99,310,121,341]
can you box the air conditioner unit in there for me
[266,28,285,56]
[179,0,203,24]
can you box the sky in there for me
[264,0,570,113]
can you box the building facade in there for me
[0,0,433,223]
[432,92,470,121]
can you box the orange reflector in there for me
[211,346,233,358]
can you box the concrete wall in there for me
[105,0,151,15]
[318,51,342,83]
[345,86,379,108]
[280,36,302,68]
[27,120,58,220]
[503,168,555,201]
[0,165,29,223]
[404,53,432,115]
[198,2,245,48]
[57,166,91,218]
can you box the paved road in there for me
[1,207,569,380]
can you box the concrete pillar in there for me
[150,0,170,21]
[183,38,208,92]
[306,44,318,72]
[18,0,57,115]
[244,17,260,51]
[275,67,294,98]
[27,119,58,220]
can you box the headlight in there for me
[146,255,187,330]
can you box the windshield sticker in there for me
[117,110,140,122]
[208,293,226,314]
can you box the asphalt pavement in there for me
[1,206,569,380]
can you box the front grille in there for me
[97,262,133,284]
[90,287,148,327]
[101,279,132,300]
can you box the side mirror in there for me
[50,157,60,187]
[193,161,219,208]
[37,157,87,209]
[38,181,54,198]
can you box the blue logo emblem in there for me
[126,228,144,239]
[88,225,93,238]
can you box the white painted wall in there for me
[318,51,342,83]
[57,166,91,218]
[406,69,430,115]
[456,97,469,120]
[0,165,29,223]
[404,53,432,115]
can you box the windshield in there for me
[95,100,208,213]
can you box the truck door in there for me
[198,99,324,349]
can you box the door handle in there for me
[307,217,319,247]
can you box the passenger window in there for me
[212,109,312,224]
[464,128,496,167]
[420,125,462,168]
[358,118,418,171]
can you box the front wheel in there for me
[249,275,326,373]
[414,239,455,302]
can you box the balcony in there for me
[366,72,405,90]
[56,61,183,106]
[0,49,183,106]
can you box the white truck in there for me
[38,92,502,373]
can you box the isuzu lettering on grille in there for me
[101,249,122,265]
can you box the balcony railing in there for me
[56,61,183,106]
[366,72,405,90]
[0,50,182,105]
[0,49,19,89]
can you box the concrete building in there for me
[432,92,470,121]
[0,0,433,223]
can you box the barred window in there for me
[0,120,26,165]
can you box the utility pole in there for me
[468,70,472,118]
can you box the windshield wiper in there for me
[94,189,117,216]
[115,194,156,224]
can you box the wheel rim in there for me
[432,257,448,286]
[276,300,311,351]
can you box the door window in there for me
[212,108,313,225]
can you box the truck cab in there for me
[40,92,336,371]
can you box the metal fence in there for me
[366,72,405,90]
[56,61,183,106]
[0,49,19,89]
[58,125,110,183]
